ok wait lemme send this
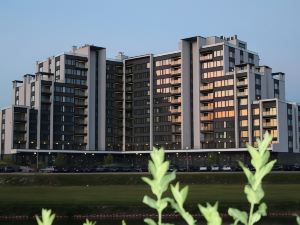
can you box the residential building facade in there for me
[1,35,299,156]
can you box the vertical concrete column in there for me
[98,49,106,150]
[122,60,126,152]
[149,54,154,150]
[192,38,200,149]
[181,40,191,149]
[87,48,95,150]
[36,76,41,150]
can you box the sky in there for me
[0,0,299,107]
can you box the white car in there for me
[199,166,208,171]
[20,166,34,173]
[39,167,55,173]
[222,165,232,171]
[211,165,220,171]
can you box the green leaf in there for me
[257,202,267,216]
[296,216,300,225]
[161,171,176,193]
[251,212,262,224]
[199,202,222,225]
[83,219,96,225]
[180,185,189,203]
[35,209,55,225]
[244,184,264,204]
[143,195,157,209]
[144,218,157,225]
[253,160,276,189]
[228,208,248,225]
[239,161,255,186]
[158,198,169,212]
[122,220,126,225]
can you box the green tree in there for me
[53,154,66,168]
[104,154,114,165]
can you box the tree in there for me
[53,154,66,168]
[104,154,114,165]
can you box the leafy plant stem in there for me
[248,202,254,225]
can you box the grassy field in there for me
[0,173,299,215]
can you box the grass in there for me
[0,184,299,215]
[0,172,299,215]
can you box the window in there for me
[253,130,260,137]
[255,78,261,85]
[253,108,260,115]
[239,98,248,105]
[240,109,248,116]
[241,131,248,138]
[253,119,260,126]
[240,120,248,127]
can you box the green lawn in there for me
[0,184,299,215]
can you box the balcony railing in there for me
[170,78,181,85]
[171,88,181,94]
[237,80,248,86]
[170,59,181,66]
[171,108,181,113]
[201,116,214,121]
[171,97,181,104]
[171,69,181,75]
[263,110,277,116]
[200,125,213,131]
[237,90,248,97]
[200,105,214,111]
[200,95,214,101]
[263,122,277,127]
[200,85,213,91]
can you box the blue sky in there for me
[0,0,299,107]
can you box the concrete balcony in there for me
[200,105,214,111]
[263,122,277,127]
[262,110,277,117]
[171,78,181,85]
[201,116,214,121]
[237,80,248,86]
[171,88,181,94]
[200,124,213,131]
[171,97,181,104]
[171,69,181,75]
[170,59,181,66]
[171,108,181,113]
[200,85,214,92]
[237,90,248,97]
[200,94,214,101]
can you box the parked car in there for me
[178,166,186,172]
[221,165,232,171]
[19,166,34,173]
[2,166,17,173]
[168,165,176,172]
[199,166,208,172]
[210,165,220,172]
[39,166,56,173]
[272,165,284,171]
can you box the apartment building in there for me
[1,35,299,156]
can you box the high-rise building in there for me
[1,35,299,156]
